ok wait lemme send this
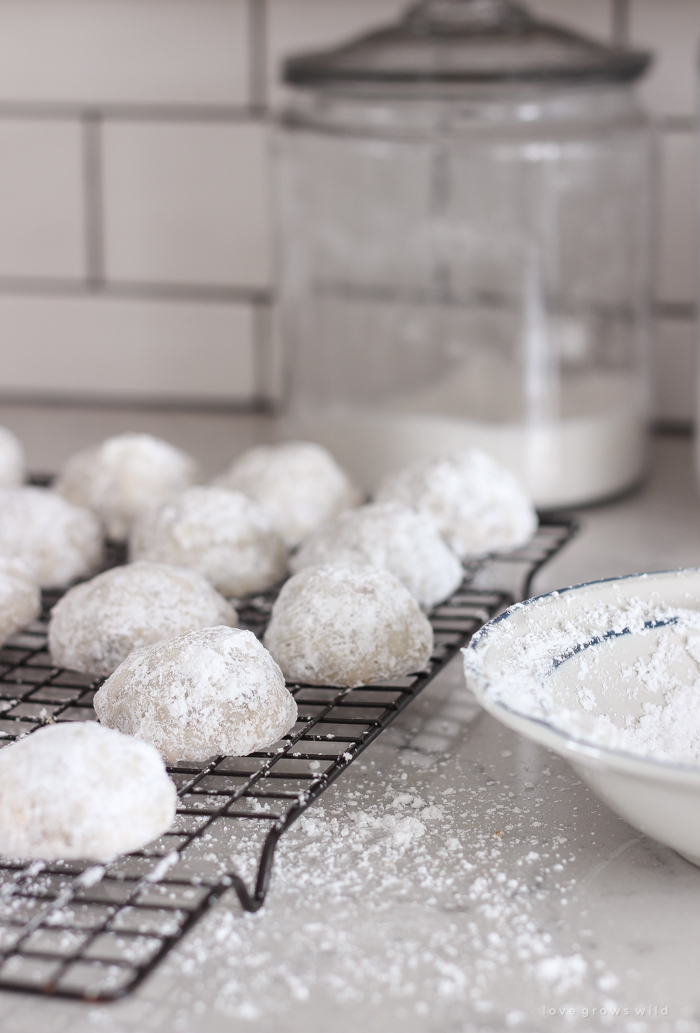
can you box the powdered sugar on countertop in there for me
[81,656,665,1033]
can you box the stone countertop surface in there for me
[0,410,698,1033]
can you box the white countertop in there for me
[0,414,698,1033]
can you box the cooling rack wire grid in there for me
[0,513,577,1001]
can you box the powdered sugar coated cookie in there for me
[291,502,463,609]
[49,561,237,678]
[0,722,176,860]
[264,564,434,688]
[56,433,201,540]
[0,559,40,645]
[375,449,537,560]
[94,626,297,762]
[0,487,102,588]
[214,441,360,548]
[129,486,287,597]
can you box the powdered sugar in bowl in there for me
[463,569,700,866]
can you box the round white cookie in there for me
[375,448,538,560]
[291,502,463,609]
[0,722,176,860]
[55,432,201,540]
[129,486,287,597]
[264,564,434,688]
[214,441,360,548]
[94,626,297,763]
[49,561,238,678]
[0,426,25,487]
[0,487,103,589]
[0,559,40,645]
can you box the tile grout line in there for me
[82,111,105,289]
[252,299,276,407]
[610,0,630,47]
[248,0,268,114]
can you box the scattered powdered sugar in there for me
[263,564,434,688]
[375,448,537,560]
[156,746,598,1029]
[0,486,103,589]
[48,560,237,677]
[214,441,360,548]
[290,502,463,609]
[465,590,700,766]
[94,625,297,762]
[55,432,201,541]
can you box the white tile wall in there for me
[653,318,697,421]
[0,0,695,424]
[102,121,272,287]
[657,131,698,304]
[630,0,700,117]
[0,120,84,278]
[526,0,611,41]
[0,295,256,401]
[0,0,249,107]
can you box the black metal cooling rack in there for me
[0,514,577,1002]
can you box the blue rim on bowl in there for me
[463,568,700,865]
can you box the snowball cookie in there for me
[55,432,201,540]
[0,426,24,487]
[0,487,102,589]
[130,486,287,598]
[290,502,463,609]
[94,626,297,763]
[0,723,176,860]
[49,561,238,678]
[0,559,40,645]
[375,448,538,560]
[264,564,434,688]
[214,441,360,548]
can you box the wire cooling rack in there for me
[0,514,577,1002]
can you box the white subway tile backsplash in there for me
[0,0,692,418]
[657,130,698,304]
[0,120,84,279]
[653,318,697,422]
[267,0,406,106]
[102,121,272,288]
[0,296,256,401]
[526,0,611,42]
[0,0,248,108]
[631,0,700,117]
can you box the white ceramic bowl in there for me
[463,568,700,866]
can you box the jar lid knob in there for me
[404,0,530,32]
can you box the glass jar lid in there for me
[284,0,651,89]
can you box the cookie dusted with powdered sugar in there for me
[290,502,463,609]
[94,626,297,763]
[0,487,102,589]
[264,564,434,688]
[375,448,537,560]
[214,441,360,548]
[129,486,287,598]
[49,561,237,678]
[56,432,201,541]
[0,559,40,645]
[0,723,176,860]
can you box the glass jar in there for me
[276,0,653,507]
